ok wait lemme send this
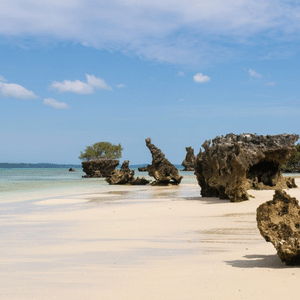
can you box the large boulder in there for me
[145,138,183,185]
[257,189,300,265]
[81,159,119,178]
[106,160,150,185]
[194,133,299,202]
[182,146,196,171]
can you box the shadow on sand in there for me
[225,254,297,269]
[183,196,231,204]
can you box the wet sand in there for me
[1,181,300,299]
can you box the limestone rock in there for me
[138,166,148,172]
[81,159,119,178]
[130,177,150,185]
[194,133,299,202]
[257,190,300,265]
[106,161,134,184]
[145,138,183,185]
[106,161,150,185]
[182,146,196,171]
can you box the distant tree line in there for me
[0,163,80,169]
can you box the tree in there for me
[79,142,123,160]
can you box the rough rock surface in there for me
[131,177,150,185]
[194,133,299,202]
[82,159,119,178]
[69,167,75,172]
[106,160,150,185]
[257,189,300,265]
[138,166,148,172]
[182,147,196,171]
[145,138,183,185]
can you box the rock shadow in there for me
[183,196,231,204]
[226,254,296,269]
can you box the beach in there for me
[1,171,300,299]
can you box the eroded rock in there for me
[82,159,119,178]
[194,133,299,202]
[106,160,150,185]
[182,147,196,171]
[257,189,300,265]
[145,138,182,185]
[138,166,148,172]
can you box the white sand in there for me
[1,181,300,299]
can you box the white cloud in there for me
[1,1,300,66]
[177,71,185,77]
[86,74,112,91]
[193,73,211,83]
[43,98,69,109]
[248,68,262,78]
[0,81,38,99]
[50,79,93,94]
[116,83,126,88]
[0,75,7,82]
[50,74,112,94]
[178,98,185,102]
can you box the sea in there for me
[0,167,198,204]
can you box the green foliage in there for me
[79,142,123,160]
[281,143,300,172]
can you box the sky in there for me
[1,0,300,165]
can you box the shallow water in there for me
[0,168,198,203]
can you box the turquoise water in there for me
[0,168,197,194]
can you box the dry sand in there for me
[1,180,300,299]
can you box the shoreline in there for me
[1,180,300,299]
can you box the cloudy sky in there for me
[1,0,300,164]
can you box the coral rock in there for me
[182,147,196,171]
[130,177,150,185]
[106,160,150,185]
[194,133,299,202]
[138,166,148,172]
[257,190,300,265]
[145,138,183,185]
[82,159,119,178]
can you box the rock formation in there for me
[257,189,300,265]
[145,138,183,185]
[81,159,119,178]
[194,133,299,202]
[69,167,75,172]
[106,160,150,185]
[182,146,196,171]
[138,166,148,172]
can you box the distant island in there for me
[0,163,81,169]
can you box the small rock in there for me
[182,146,196,171]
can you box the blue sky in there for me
[1,0,300,164]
